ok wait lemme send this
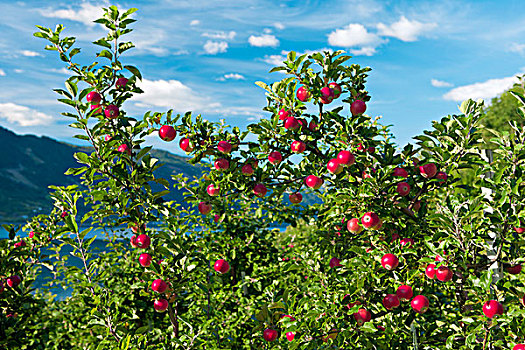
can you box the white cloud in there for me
[262,54,286,66]
[203,31,236,40]
[274,22,285,30]
[130,79,261,121]
[443,75,519,102]
[263,28,272,34]
[203,41,228,54]
[262,49,334,66]
[131,78,220,112]
[0,103,54,126]
[190,19,200,26]
[349,47,376,56]
[510,43,525,55]
[377,16,437,42]
[20,50,42,57]
[328,23,380,47]
[217,73,245,81]
[248,34,279,47]
[38,3,106,27]
[431,79,453,88]
[0,69,5,76]
[14,69,24,74]
[49,67,70,75]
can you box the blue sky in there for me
[1,0,524,153]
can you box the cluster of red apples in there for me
[129,224,230,313]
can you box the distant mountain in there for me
[0,127,201,222]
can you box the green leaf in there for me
[124,65,142,80]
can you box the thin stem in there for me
[167,301,179,338]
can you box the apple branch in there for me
[167,301,179,338]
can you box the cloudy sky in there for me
[0,0,524,152]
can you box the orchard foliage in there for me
[1,6,524,350]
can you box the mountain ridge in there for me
[0,126,200,222]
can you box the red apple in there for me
[513,345,525,350]
[425,264,436,279]
[139,253,152,267]
[514,227,525,234]
[198,202,212,215]
[413,200,421,212]
[328,82,342,98]
[356,143,365,152]
[296,86,310,102]
[6,275,21,288]
[151,279,168,293]
[159,125,176,141]
[327,159,343,174]
[381,253,399,271]
[217,141,232,154]
[90,104,102,114]
[179,138,194,152]
[14,241,26,248]
[136,234,151,249]
[241,163,254,175]
[329,257,341,268]
[291,140,306,153]
[367,146,375,153]
[263,328,278,342]
[268,151,283,164]
[104,134,112,142]
[383,294,400,310]
[253,183,267,197]
[361,212,380,229]
[435,171,447,184]
[278,108,290,120]
[29,231,35,239]
[482,300,504,318]
[130,235,138,248]
[347,218,363,234]
[350,100,366,115]
[320,86,334,104]
[396,182,411,196]
[411,295,429,313]
[284,116,300,130]
[393,167,408,178]
[214,158,230,171]
[207,184,220,197]
[436,266,453,282]
[289,192,303,204]
[154,299,168,312]
[131,224,145,234]
[117,144,131,155]
[419,163,437,179]
[396,285,413,301]
[353,308,372,326]
[337,150,355,166]
[305,175,323,189]
[308,120,318,131]
[86,91,102,104]
[506,264,522,274]
[116,77,128,89]
[104,104,119,119]
[286,332,295,341]
[214,259,230,274]
[399,238,414,248]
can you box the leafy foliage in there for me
[1,6,524,350]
